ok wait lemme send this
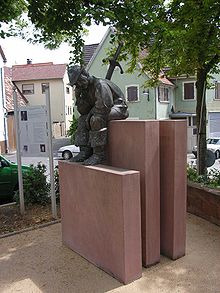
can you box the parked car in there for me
[57,145,80,160]
[192,137,220,159]
[0,155,30,203]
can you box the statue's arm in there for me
[94,82,113,114]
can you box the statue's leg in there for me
[69,115,92,162]
[82,115,108,165]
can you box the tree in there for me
[1,0,220,174]
[0,0,27,38]
[105,0,220,175]
[67,114,78,144]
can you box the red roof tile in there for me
[4,67,28,112]
[159,75,175,87]
[12,62,67,81]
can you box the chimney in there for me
[27,59,32,64]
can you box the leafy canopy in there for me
[2,0,219,78]
[1,0,220,175]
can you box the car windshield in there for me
[206,138,220,145]
[0,156,10,167]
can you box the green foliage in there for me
[187,165,220,189]
[67,114,78,144]
[2,1,219,71]
[14,163,50,205]
[2,1,220,173]
[0,0,27,23]
[0,0,27,38]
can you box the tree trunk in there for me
[196,68,207,175]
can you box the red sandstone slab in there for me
[59,161,142,284]
[108,120,160,267]
[160,120,187,260]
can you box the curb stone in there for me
[0,219,61,239]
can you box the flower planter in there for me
[187,181,220,226]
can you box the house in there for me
[12,61,74,138]
[84,27,220,152]
[170,75,220,138]
[0,46,7,153]
[85,27,175,121]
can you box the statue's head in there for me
[68,65,89,87]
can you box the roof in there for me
[159,75,175,87]
[4,67,28,112]
[12,62,67,82]
[0,46,7,63]
[83,44,99,66]
[86,27,115,70]
[170,111,196,119]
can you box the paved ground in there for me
[0,213,219,293]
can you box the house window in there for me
[42,83,49,94]
[66,87,70,94]
[126,85,139,102]
[22,84,34,95]
[188,116,196,127]
[158,86,169,102]
[183,82,195,100]
[215,82,220,99]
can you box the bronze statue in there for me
[68,65,129,165]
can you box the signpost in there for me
[13,86,57,219]
[13,88,25,215]
[19,106,48,157]
[45,85,57,219]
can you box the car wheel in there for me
[215,150,220,159]
[62,150,72,160]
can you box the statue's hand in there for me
[85,109,94,130]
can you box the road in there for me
[4,137,71,172]
[5,149,220,172]
[187,153,220,171]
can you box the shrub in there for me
[67,114,78,144]
[14,163,50,205]
[187,165,220,189]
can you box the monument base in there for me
[108,120,160,267]
[59,161,142,284]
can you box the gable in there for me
[83,43,99,66]
[4,67,28,112]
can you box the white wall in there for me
[15,76,74,134]
[0,64,6,144]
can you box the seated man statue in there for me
[68,65,129,165]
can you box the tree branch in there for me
[204,54,220,74]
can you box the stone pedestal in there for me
[159,120,187,259]
[108,120,160,267]
[59,161,142,284]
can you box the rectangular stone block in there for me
[108,120,160,267]
[59,161,142,284]
[159,120,187,260]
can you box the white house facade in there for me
[12,61,74,138]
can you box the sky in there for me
[1,24,108,67]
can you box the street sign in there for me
[19,106,48,157]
